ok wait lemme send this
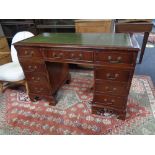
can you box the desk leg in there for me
[139,32,150,64]
[66,73,71,84]
[117,110,126,120]
[29,93,56,106]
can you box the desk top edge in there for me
[14,33,139,51]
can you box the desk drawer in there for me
[95,67,131,82]
[20,60,46,73]
[93,93,126,109]
[95,80,128,96]
[95,51,136,66]
[44,48,93,62]
[17,47,43,58]
[28,83,51,95]
[25,73,49,86]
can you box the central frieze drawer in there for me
[95,67,132,82]
[43,49,93,62]
[95,51,136,66]
[95,80,129,96]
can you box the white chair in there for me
[0,31,34,93]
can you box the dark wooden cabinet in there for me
[0,20,36,45]
[35,19,75,33]
[14,33,139,120]
[0,19,75,46]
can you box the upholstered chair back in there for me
[11,31,34,63]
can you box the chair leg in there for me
[25,81,29,95]
[0,82,3,93]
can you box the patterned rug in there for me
[0,69,155,135]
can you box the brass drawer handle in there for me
[31,77,41,81]
[113,88,117,91]
[111,99,115,103]
[70,53,75,59]
[24,50,28,54]
[53,52,62,58]
[31,51,34,55]
[28,65,38,71]
[72,54,83,60]
[105,86,117,92]
[24,50,34,56]
[104,98,107,102]
[108,56,122,64]
[53,52,58,58]
[78,53,83,60]
[52,52,56,57]
[59,53,63,58]
[103,98,113,105]
[106,73,119,80]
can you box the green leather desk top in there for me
[20,33,133,48]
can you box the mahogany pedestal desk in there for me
[14,33,139,120]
